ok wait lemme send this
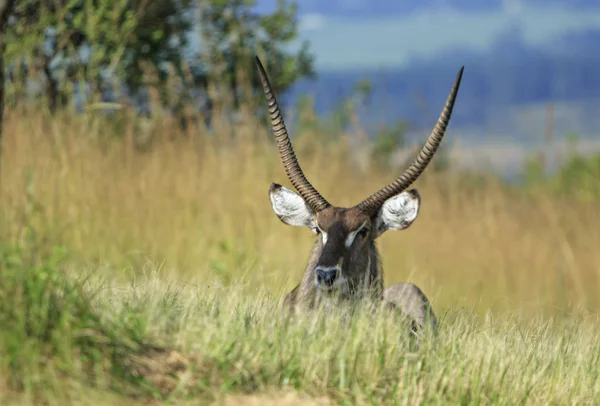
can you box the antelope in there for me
[255,56,464,332]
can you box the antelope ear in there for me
[269,183,316,228]
[373,189,420,238]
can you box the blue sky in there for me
[252,1,600,70]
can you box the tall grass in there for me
[1,108,600,314]
[2,108,600,403]
[2,256,600,404]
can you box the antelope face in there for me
[269,183,421,294]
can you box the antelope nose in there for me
[316,268,337,286]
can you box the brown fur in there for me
[281,205,437,332]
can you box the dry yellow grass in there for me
[1,108,599,316]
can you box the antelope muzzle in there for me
[314,257,346,292]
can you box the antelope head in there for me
[256,56,463,299]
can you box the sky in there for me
[252,0,600,70]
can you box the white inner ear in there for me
[269,185,315,228]
[374,190,420,238]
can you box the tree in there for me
[3,0,314,130]
[196,0,314,115]
[5,0,193,113]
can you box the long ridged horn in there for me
[255,55,331,212]
[356,66,465,216]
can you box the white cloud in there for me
[299,13,327,32]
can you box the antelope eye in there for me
[358,227,369,237]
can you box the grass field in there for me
[1,110,600,404]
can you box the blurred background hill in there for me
[282,0,600,177]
